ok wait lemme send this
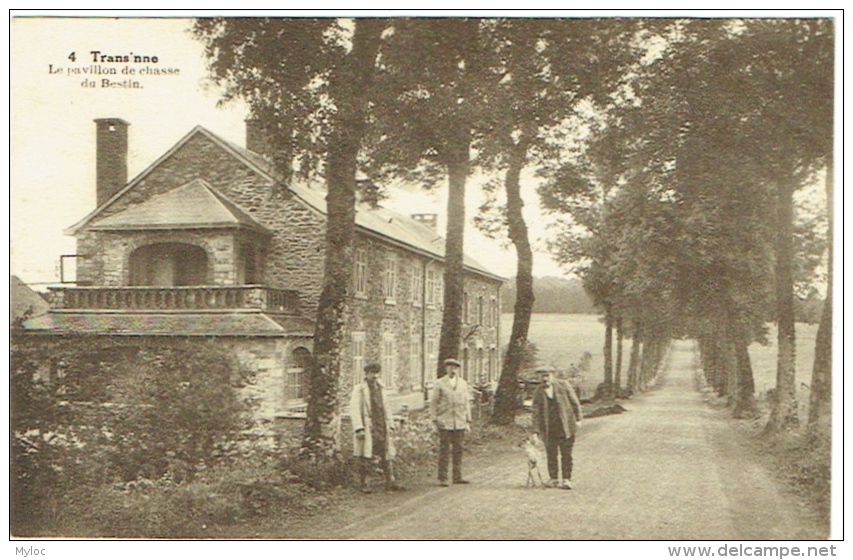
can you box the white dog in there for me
[521,434,546,488]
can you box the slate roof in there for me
[22,311,315,337]
[67,125,504,282]
[10,275,51,324]
[214,129,500,279]
[89,178,268,233]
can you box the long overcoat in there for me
[430,375,472,430]
[531,379,583,440]
[349,380,396,460]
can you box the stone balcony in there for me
[49,285,300,314]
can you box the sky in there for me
[9,16,568,286]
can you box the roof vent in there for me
[410,213,438,231]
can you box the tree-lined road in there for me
[285,340,826,540]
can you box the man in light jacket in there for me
[531,366,583,489]
[430,358,472,486]
[350,363,403,493]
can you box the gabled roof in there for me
[88,178,269,233]
[65,125,276,236]
[289,184,498,278]
[67,125,504,282]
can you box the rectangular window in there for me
[478,347,485,381]
[426,268,437,306]
[489,347,497,382]
[285,348,313,404]
[410,334,422,382]
[436,273,444,308]
[463,291,469,324]
[425,337,437,383]
[384,252,397,303]
[381,333,396,387]
[284,367,305,402]
[412,262,423,306]
[478,296,484,326]
[462,347,470,382]
[490,297,498,327]
[352,331,366,385]
[354,248,368,296]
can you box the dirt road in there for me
[282,340,827,539]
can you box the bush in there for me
[13,445,337,538]
[281,453,353,490]
[392,411,438,477]
[10,339,252,536]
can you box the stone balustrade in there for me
[49,285,300,313]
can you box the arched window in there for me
[129,243,208,286]
[285,347,312,403]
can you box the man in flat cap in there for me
[531,366,582,489]
[350,362,403,493]
[430,357,472,486]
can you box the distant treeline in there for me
[500,276,824,324]
[500,276,596,314]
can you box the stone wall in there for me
[76,132,327,304]
[78,230,236,287]
[14,332,313,427]
[70,129,503,415]
[341,234,502,399]
[459,275,502,386]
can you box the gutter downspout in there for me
[496,281,501,385]
[422,257,435,404]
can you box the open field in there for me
[502,313,821,405]
[501,313,604,395]
[747,323,819,419]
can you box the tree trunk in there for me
[766,178,799,433]
[492,137,534,425]
[697,335,707,386]
[640,334,665,389]
[437,128,471,377]
[723,340,738,402]
[732,337,759,419]
[614,316,623,393]
[302,19,384,457]
[637,334,648,392]
[807,282,832,434]
[701,333,723,395]
[601,309,614,401]
[436,19,477,379]
[721,318,737,401]
[626,320,641,392]
[698,335,711,388]
[808,160,832,438]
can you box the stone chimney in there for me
[245,118,293,182]
[410,213,438,231]
[94,118,129,206]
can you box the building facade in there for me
[23,118,503,422]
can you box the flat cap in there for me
[443,358,462,367]
[364,363,381,373]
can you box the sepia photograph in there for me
[8,10,841,549]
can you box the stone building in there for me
[22,118,504,423]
